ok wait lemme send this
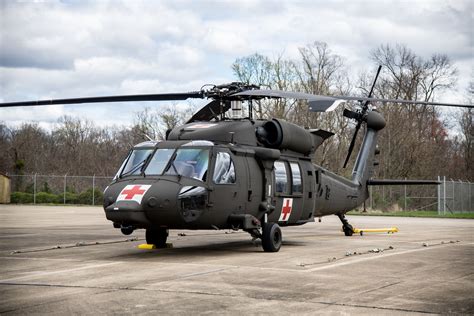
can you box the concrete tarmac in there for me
[0,205,473,315]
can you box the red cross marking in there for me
[281,199,292,221]
[121,185,147,200]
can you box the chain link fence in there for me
[5,174,474,213]
[7,174,113,205]
[368,177,473,214]
[438,177,473,214]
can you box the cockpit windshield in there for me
[116,146,210,181]
[144,147,209,181]
[144,149,174,175]
[119,148,153,177]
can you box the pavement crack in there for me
[298,245,395,267]
[0,286,122,314]
[312,300,435,314]
[9,237,143,255]
[355,281,403,295]
[0,281,144,291]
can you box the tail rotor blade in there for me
[343,121,362,168]
[343,65,381,169]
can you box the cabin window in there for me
[274,161,288,194]
[290,162,302,194]
[213,152,236,184]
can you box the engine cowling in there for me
[255,119,317,155]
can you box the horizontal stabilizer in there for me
[367,179,440,186]
[309,129,334,140]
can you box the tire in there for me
[146,228,169,248]
[262,222,282,252]
[120,226,134,235]
[343,225,354,236]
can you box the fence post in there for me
[63,174,67,205]
[92,174,95,206]
[443,176,446,215]
[370,186,373,210]
[404,177,407,211]
[33,173,37,204]
[469,181,472,212]
[382,186,385,208]
[452,179,455,213]
[437,176,441,215]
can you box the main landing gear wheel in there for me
[337,213,354,236]
[146,227,169,248]
[262,222,282,252]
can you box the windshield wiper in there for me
[163,151,182,179]
[121,154,151,177]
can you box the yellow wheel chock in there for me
[352,227,399,236]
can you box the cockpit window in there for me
[120,148,153,177]
[213,152,236,184]
[164,148,209,181]
[144,149,174,175]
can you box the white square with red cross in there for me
[117,185,151,204]
[278,198,293,222]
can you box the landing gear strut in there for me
[146,227,169,248]
[337,213,354,236]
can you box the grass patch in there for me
[347,210,474,219]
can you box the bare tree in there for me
[458,79,474,180]
[366,44,458,181]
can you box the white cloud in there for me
[0,0,472,129]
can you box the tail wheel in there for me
[262,222,282,252]
[343,224,354,236]
[146,228,169,248]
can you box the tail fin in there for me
[351,110,386,186]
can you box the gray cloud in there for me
[0,0,472,127]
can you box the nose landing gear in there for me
[120,225,135,235]
[146,227,169,248]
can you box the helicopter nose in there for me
[104,180,179,226]
[104,179,209,227]
[141,180,179,212]
[143,182,209,225]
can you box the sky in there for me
[0,0,472,130]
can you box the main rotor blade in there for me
[234,89,473,111]
[332,96,473,109]
[232,89,346,112]
[233,89,332,101]
[186,99,228,123]
[0,92,204,108]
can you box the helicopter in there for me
[1,67,472,252]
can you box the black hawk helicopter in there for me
[1,67,472,252]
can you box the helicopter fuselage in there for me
[103,118,375,232]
